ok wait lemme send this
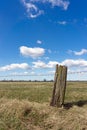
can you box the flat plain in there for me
[0,81,87,130]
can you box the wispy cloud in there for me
[57,21,67,25]
[67,49,87,56]
[74,49,87,56]
[48,49,52,53]
[37,40,42,44]
[44,57,50,60]
[47,0,70,10]
[67,49,73,54]
[20,46,45,58]
[0,63,29,71]
[21,0,44,18]
[21,0,70,18]
[31,0,70,10]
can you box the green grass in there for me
[65,81,87,103]
[0,81,87,130]
[0,81,87,103]
[0,82,52,103]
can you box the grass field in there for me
[0,81,87,130]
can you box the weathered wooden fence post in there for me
[50,64,67,107]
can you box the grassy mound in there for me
[0,99,49,130]
[0,98,87,130]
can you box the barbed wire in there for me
[0,70,87,78]
[0,74,53,77]
[68,70,87,74]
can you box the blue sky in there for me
[0,0,87,80]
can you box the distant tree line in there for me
[0,79,54,82]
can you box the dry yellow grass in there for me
[0,98,87,130]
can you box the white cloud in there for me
[21,0,70,18]
[74,49,87,56]
[61,59,87,67]
[33,59,87,69]
[3,59,86,72]
[33,60,47,68]
[0,63,29,71]
[20,46,45,58]
[37,40,42,44]
[47,61,59,68]
[33,60,59,68]
[57,21,67,25]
